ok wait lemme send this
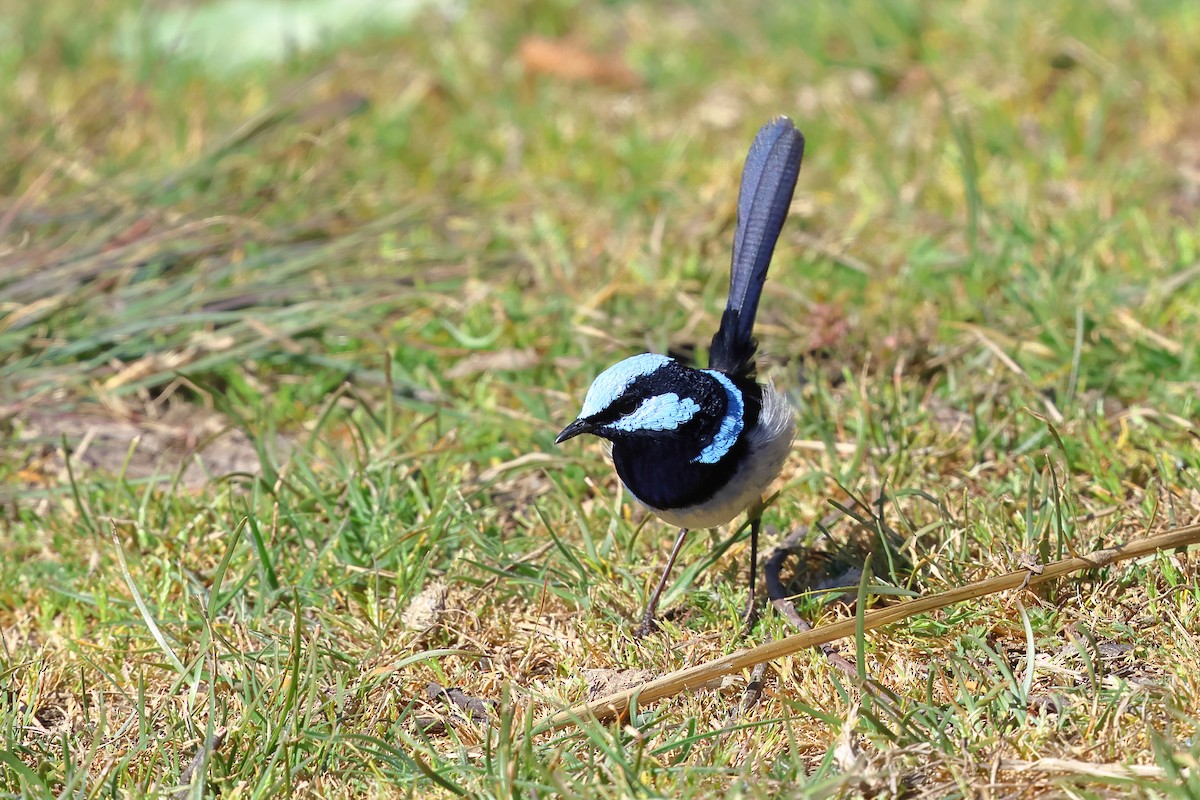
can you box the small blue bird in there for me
[556,117,805,635]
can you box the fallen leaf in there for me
[518,36,640,89]
[446,347,538,379]
[402,581,449,630]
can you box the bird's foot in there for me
[634,605,686,638]
[737,599,760,640]
[633,616,659,638]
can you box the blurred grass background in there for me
[1,0,1198,796]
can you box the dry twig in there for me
[533,524,1200,734]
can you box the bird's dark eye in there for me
[612,395,641,416]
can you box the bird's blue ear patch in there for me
[607,393,701,433]
[579,353,673,418]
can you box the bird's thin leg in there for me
[635,527,690,637]
[739,516,761,636]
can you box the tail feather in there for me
[708,117,805,379]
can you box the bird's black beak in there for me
[555,418,594,445]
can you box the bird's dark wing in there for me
[708,116,805,379]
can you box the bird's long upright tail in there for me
[708,117,805,379]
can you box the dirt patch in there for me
[4,404,290,492]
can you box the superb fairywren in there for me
[557,117,805,635]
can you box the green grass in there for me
[2,0,1199,796]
